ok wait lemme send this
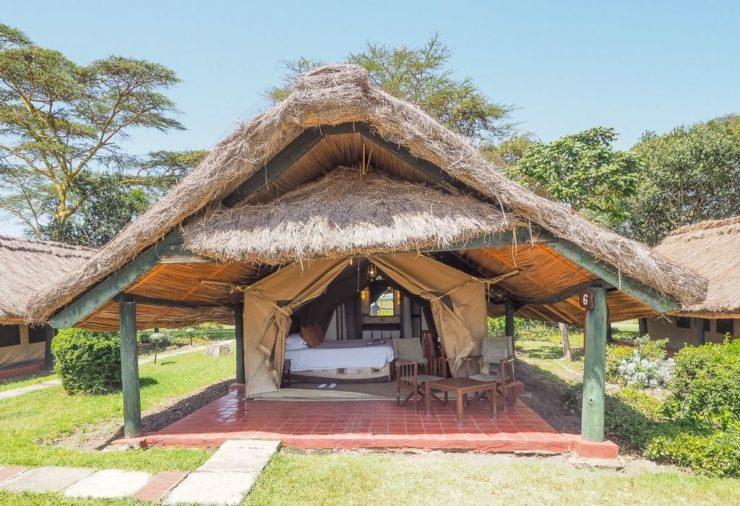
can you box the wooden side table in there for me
[425,377,496,424]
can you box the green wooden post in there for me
[119,297,142,438]
[582,286,607,442]
[44,325,55,370]
[234,302,245,384]
[504,299,515,338]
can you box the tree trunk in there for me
[559,323,573,361]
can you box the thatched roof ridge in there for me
[28,64,706,320]
[655,217,739,316]
[0,236,94,322]
[183,168,515,264]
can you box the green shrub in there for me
[606,345,634,382]
[664,339,740,429]
[52,328,121,394]
[645,424,740,478]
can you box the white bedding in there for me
[285,339,395,372]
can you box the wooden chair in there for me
[395,338,445,410]
[396,359,447,411]
[468,335,516,406]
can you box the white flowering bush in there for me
[612,336,674,389]
[617,352,675,388]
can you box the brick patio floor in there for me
[133,392,572,454]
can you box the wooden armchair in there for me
[396,359,446,411]
[395,338,447,411]
[468,335,516,406]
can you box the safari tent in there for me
[645,217,739,349]
[27,65,706,445]
[0,236,93,376]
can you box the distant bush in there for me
[52,329,121,394]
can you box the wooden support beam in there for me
[222,127,326,207]
[693,318,706,346]
[547,240,679,314]
[515,281,612,306]
[234,302,245,384]
[638,318,648,336]
[222,122,490,207]
[425,228,542,253]
[43,325,55,370]
[505,299,515,343]
[50,232,182,329]
[119,297,142,438]
[582,285,607,442]
[114,294,225,310]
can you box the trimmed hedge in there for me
[52,328,122,394]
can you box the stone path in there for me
[0,438,279,504]
[0,341,233,401]
[0,379,61,400]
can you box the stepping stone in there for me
[0,466,94,493]
[199,439,280,473]
[0,466,28,483]
[64,469,151,498]
[164,439,280,505]
[163,471,255,505]
[134,471,188,503]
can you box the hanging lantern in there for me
[367,263,378,280]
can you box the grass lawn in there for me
[4,452,737,506]
[0,348,235,472]
[248,451,739,505]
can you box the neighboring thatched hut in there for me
[0,236,93,376]
[645,217,739,349]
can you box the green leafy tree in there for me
[626,115,740,245]
[512,127,640,228]
[0,24,187,241]
[267,34,514,142]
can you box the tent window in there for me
[361,284,401,318]
[675,317,691,329]
[28,325,47,344]
[716,319,734,335]
[0,325,21,347]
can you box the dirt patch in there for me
[515,359,581,434]
[53,379,233,450]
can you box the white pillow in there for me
[285,333,308,351]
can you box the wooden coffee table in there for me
[424,377,496,424]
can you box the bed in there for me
[285,339,395,383]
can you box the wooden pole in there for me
[693,318,705,346]
[638,317,648,336]
[234,302,245,384]
[581,286,607,442]
[119,297,142,438]
[44,325,55,370]
[504,299,515,338]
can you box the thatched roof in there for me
[183,168,515,264]
[27,64,707,321]
[0,236,94,323]
[654,217,740,317]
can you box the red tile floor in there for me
[132,392,573,454]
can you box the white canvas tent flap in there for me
[242,253,488,394]
[243,257,349,395]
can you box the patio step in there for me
[163,439,280,505]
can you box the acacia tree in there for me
[268,34,514,143]
[0,24,187,241]
[625,116,740,245]
[511,127,640,228]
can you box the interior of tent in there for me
[243,253,489,398]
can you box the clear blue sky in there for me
[2,0,739,235]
